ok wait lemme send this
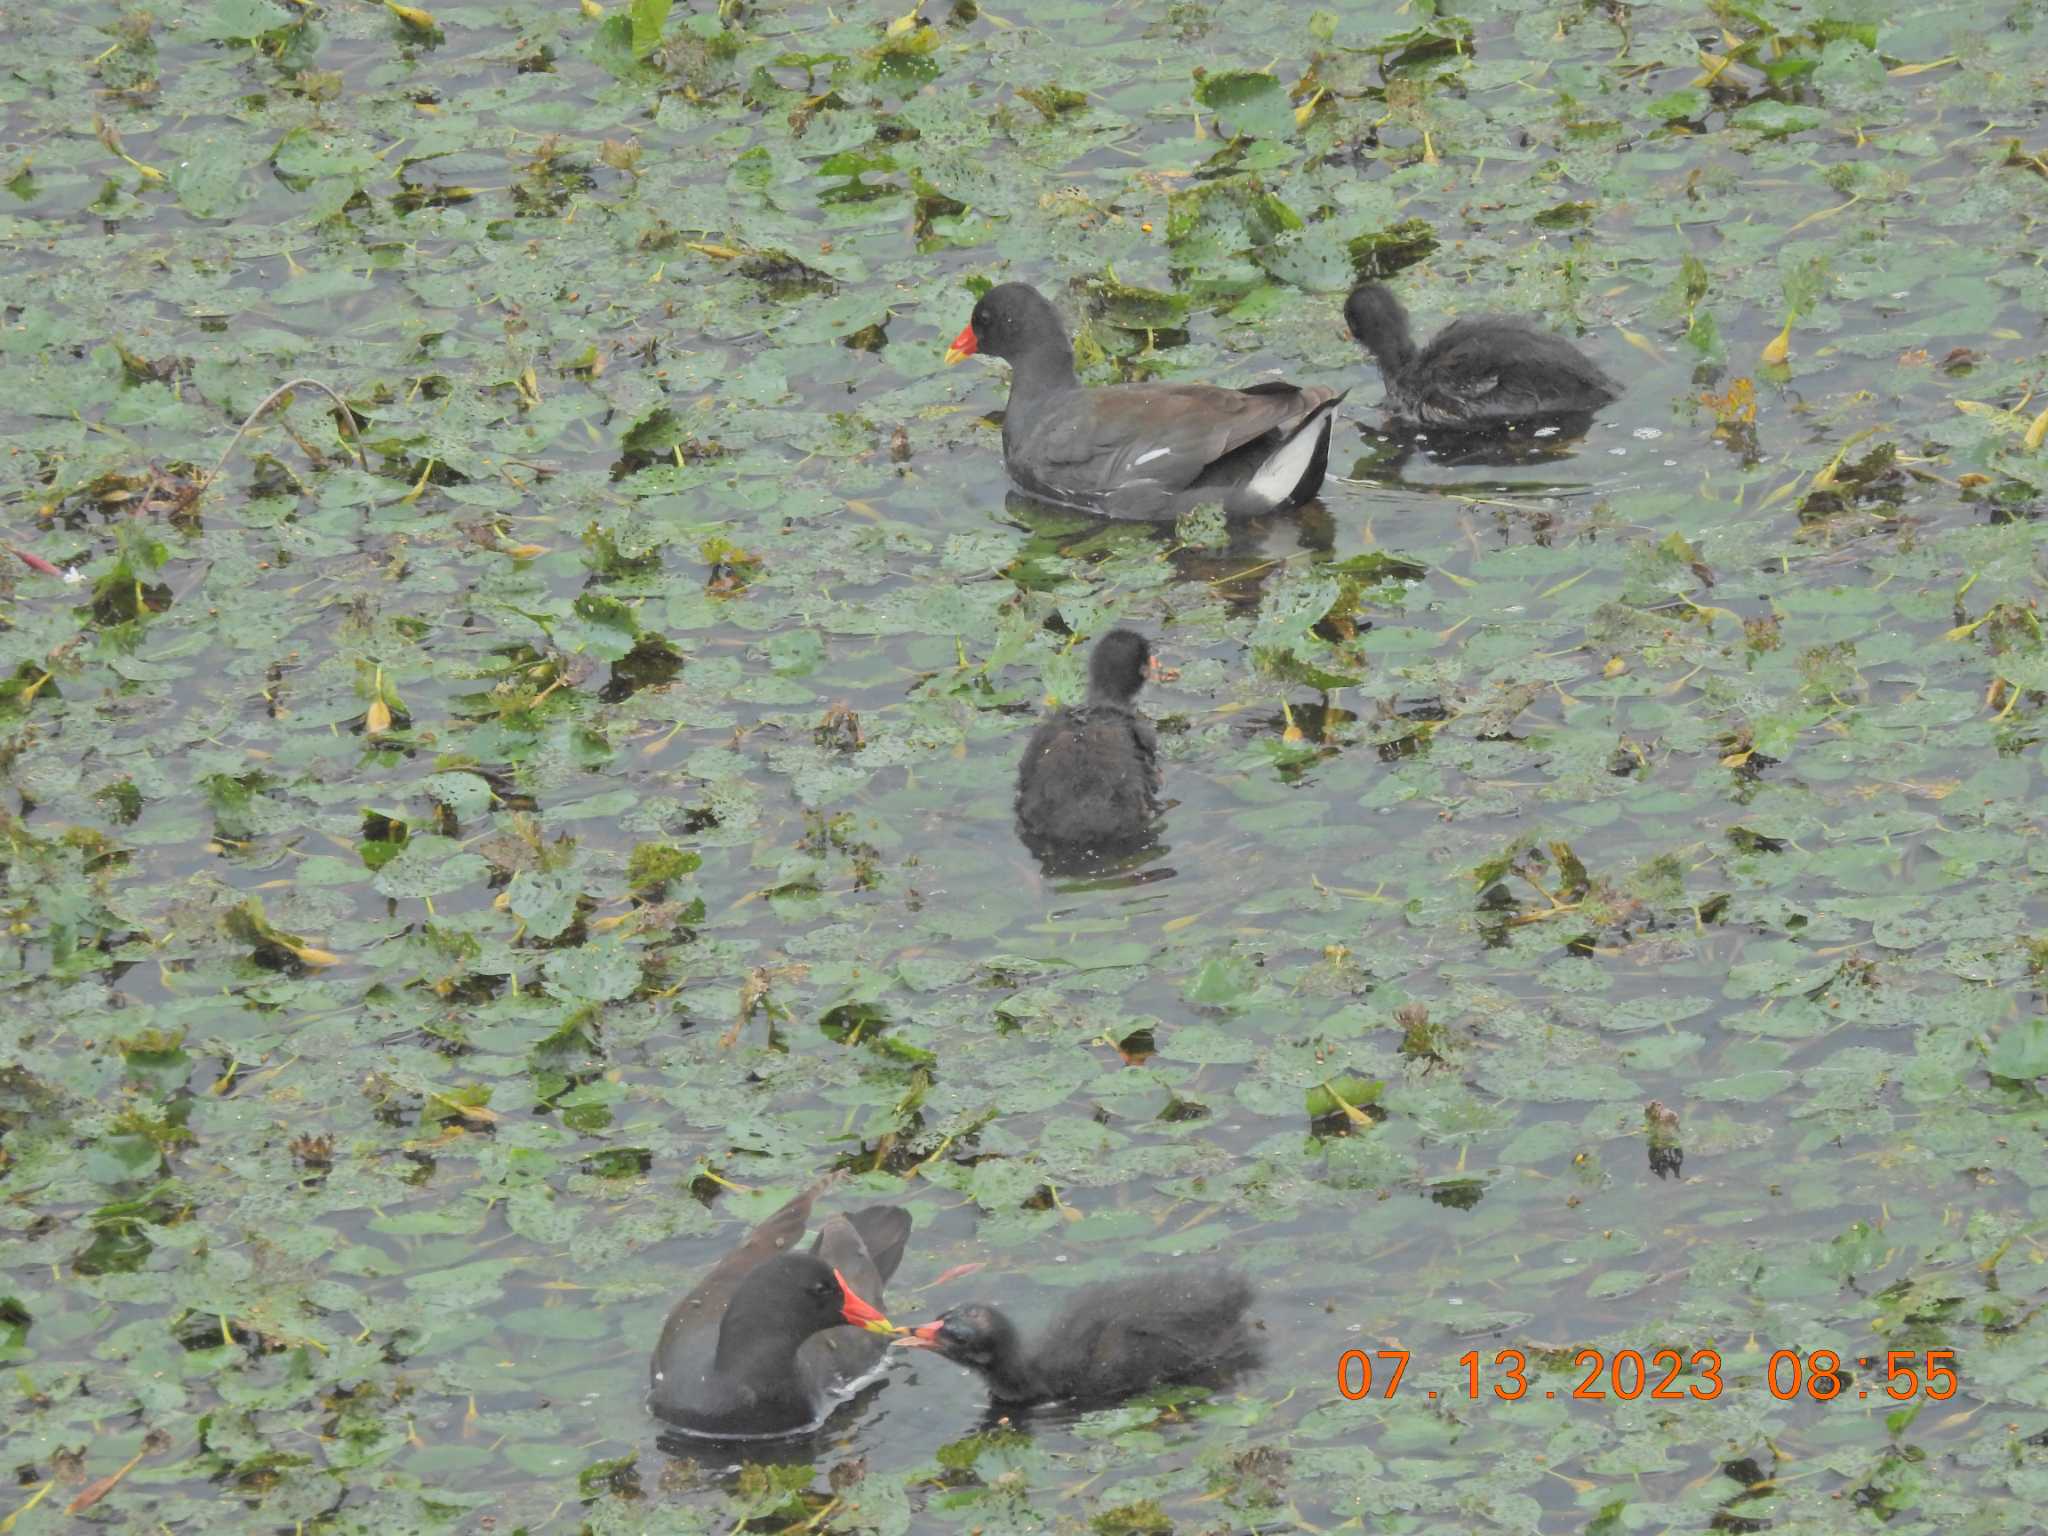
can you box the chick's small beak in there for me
[891,1319,946,1350]
[1146,655,1180,684]
[943,322,979,367]
[835,1269,898,1334]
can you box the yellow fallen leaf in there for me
[1787,198,1858,235]
[1757,475,1804,510]
[1761,319,1791,366]
[1294,86,1326,128]
[431,1092,500,1124]
[284,942,341,967]
[502,542,549,559]
[366,697,392,733]
[1720,749,1751,768]
[1958,472,1992,488]
[1603,656,1626,678]
[384,0,436,29]
[580,0,602,14]
[1617,327,1663,363]
[885,6,920,35]
[1953,399,2001,417]
[686,240,740,260]
[1809,439,1855,493]
[1887,55,1955,77]
[2024,405,2048,452]
[1692,49,1734,87]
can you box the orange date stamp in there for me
[1337,1348,1960,1403]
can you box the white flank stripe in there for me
[1244,412,1330,506]
[1132,446,1171,467]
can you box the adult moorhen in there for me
[897,1270,1261,1409]
[1015,628,1164,863]
[648,1186,910,1437]
[1344,282,1618,427]
[946,283,1346,520]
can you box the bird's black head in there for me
[1087,628,1155,705]
[1343,282,1414,364]
[949,283,1067,365]
[908,1302,1018,1370]
[719,1253,881,1351]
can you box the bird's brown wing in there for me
[651,1178,830,1375]
[1020,381,1338,498]
[812,1206,912,1302]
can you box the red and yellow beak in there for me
[891,1318,946,1349]
[943,322,979,367]
[1145,655,1180,684]
[835,1269,899,1334]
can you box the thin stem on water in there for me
[205,377,369,493]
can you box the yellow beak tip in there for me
[942,346,970,367]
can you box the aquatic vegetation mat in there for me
[2,0,2048,1530]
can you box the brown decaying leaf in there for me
[66,1444,151,1515]
[816,702,864,752]
[722,962,810,1046]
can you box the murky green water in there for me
[3,0,2047,1530]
